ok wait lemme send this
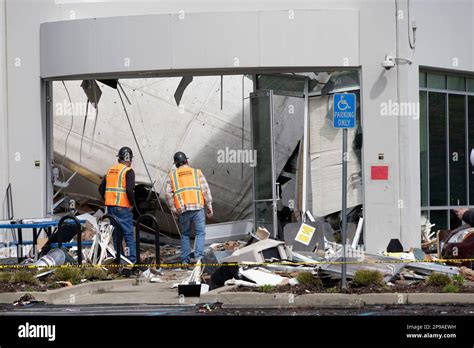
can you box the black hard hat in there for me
[117,146,133,161]
[173,151,188,165]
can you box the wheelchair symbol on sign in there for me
[337,95,350,111]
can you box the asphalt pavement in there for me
[1,303,474,316]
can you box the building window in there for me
[420,71,472,230]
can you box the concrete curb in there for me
[407,293,474,304]
[3,282,474,307]
[217,292,364,308]
[0,279,137,305]
[201,289,474,308]
[200,285,235,303]
[359,293,407,305]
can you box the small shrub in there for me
[442,284,459,293]
[296,272,322,288]
[352,269,384,287]
[427,273,451,287]
[83,268,108,281]
[326,286,340,293]
[257,284,275,293]
[54,267,82,285]
[48,282,62,290]
[452,274,465,286]
[0,272,12,283]
[10,271,37,285]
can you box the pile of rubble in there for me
[6,208,472,295]
[178,220,469,294]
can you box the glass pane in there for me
[251,92,273,200]
[448,94,466,205]
[447,75,465,92]
[419,72,427,88]
[468,79,474,92]
[469,96,474,204]
[257,75,305,94]
[254,201,274,231]
[430,210,448,230]
[427,73,446,89]
[429,93,447,206]
[420,91,428,206]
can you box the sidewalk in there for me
[0,269,199,306]
[2,277,474,308]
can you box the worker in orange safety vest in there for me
[98,146,136,263]
[165,151,213,265]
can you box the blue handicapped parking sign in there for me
[333,93,356,129]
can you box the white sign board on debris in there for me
[295,223,316,246]
[240,268,287,286]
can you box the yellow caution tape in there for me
[0,258,470,269]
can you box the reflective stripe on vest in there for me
[169,167,204,210]
[104,163,132,208]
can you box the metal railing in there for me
[135,213,160,267]
[57,215,82,265]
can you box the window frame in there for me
[420,71,473,230]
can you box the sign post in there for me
[333,93,356,289]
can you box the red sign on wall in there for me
[371,166,389,180]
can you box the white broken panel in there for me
[309,96,362,216]
[240,267,288,286]
[272,94,305,176]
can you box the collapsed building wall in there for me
[53,74,363,228]
[53,76,254,222]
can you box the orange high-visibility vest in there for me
[104,163,132,208]
[169,166,204,211]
